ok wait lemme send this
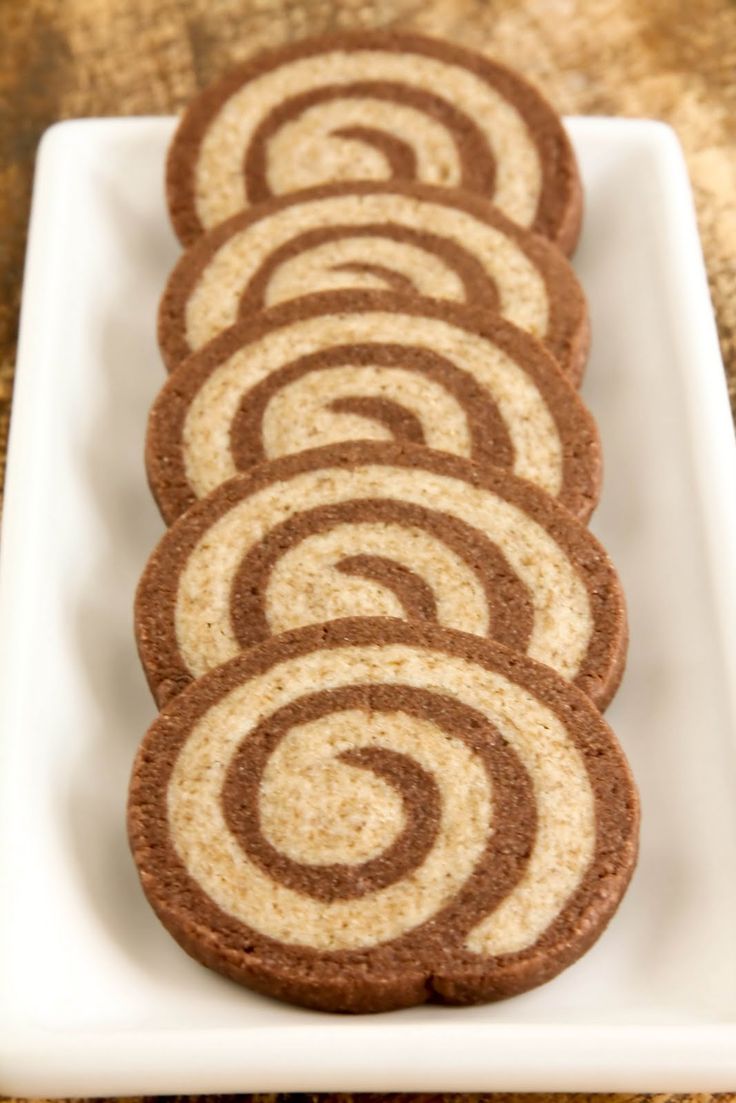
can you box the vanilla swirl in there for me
[135,443,626,710]
[149,295,600,524]
[165,32,581,253]
[128,621,639,1011]
[158,184,589,384]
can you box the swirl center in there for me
[220,691,476,904]
[259,722,407,866]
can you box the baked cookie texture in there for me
[135,441,627,711]
[165,31,582,254]
[148,292,601,524]
[158,182,589,384]
[128,619,639,1014]
[129,32,639,1014]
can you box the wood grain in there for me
[1,0,735,1097]
[3,1093,736,1103]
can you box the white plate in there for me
[1,117,736,1095]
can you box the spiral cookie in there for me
[166,31,582,254]
[136,441,627,710]
[159,182,588,385]
[149,292,600,525]
[128,618,638,1013]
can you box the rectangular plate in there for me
[1,117,736,1095]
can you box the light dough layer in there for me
[168,644,592,953]
[182,314,559,494]
[166,32,583,252]
[136,443,626,710]
[174,465,591,679]
[128,620,639,1012]
[194,51,540,229]
[184,195,547,350]
[158,184,589,385]
[149,295,600,525]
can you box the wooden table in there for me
[2,1,736,1100]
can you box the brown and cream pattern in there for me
[165,31,582,254]
[128,619,639,1013]
[135,442,627,710]
[157,182,589,385]
[148,292,601,524]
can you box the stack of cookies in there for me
[129,31,639,1014]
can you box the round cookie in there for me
[135,441,627,710]
[148,292,601,525]
[159,182,589,384]
[166,31,582,253]
[128,618,639,1013]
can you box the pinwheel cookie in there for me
[148,292,601,525]
[166,31,582,253]
[128,618,639,1013]
[158,183,588,384]
[135,442,627,710]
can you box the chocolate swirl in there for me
[165,31,581,253]
[135,442,627,710]
[227,499,534,654]
[149,293,600,525]
[128,619,639,1012]
[157,183,589,384]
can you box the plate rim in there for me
[2,114,736,1094]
